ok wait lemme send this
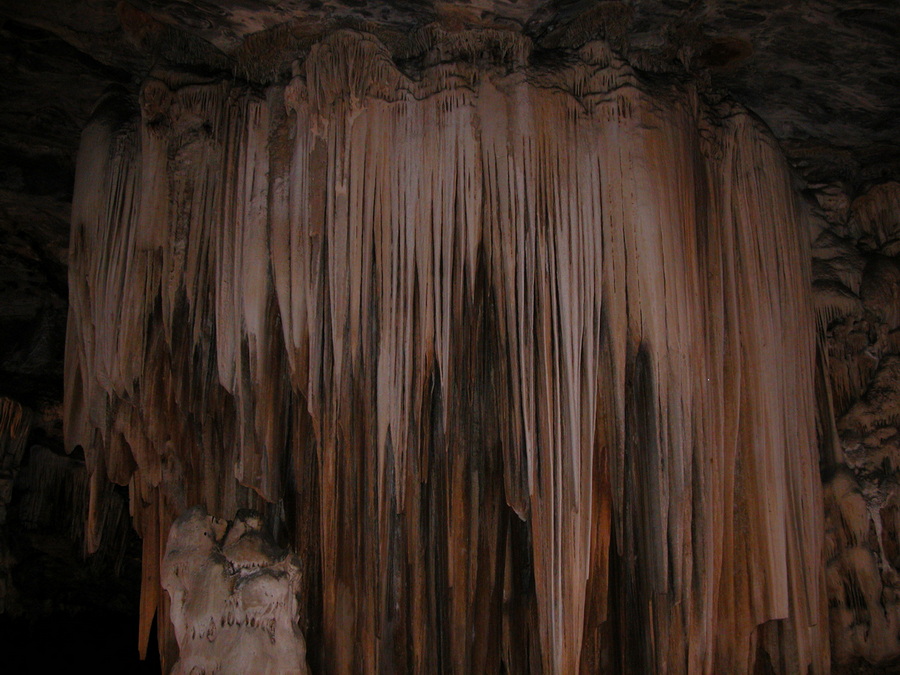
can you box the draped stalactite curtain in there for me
[65,30,827,674]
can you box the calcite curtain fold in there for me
[65,30,827,673]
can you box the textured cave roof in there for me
[0,0,897,414]
[3,0,899,170]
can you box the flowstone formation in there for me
[67,26,827,673]
[162,507,308,675]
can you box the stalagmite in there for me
[162,507,309,675]
[66,27,828,673]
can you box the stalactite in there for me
[67,29,828,673]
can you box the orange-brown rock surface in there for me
[0,0,896,671]
[65,28,829,673]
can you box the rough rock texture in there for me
[0,1,897,673]
[814,180,900,672]
[66,28,826,673]
[0,393,150,670]
[0,397,32,612]
[162,507,308,675]
[2,0,897,180]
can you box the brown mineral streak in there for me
[65,28,827,673]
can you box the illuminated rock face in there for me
[162,507,308,675]
[66,30,827,674]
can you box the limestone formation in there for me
[64,26,828,673]
[0,0,895,671]
[162,506,309,675]
[814,180,900,671]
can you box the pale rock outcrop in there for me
[162,506,309,675]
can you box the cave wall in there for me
[0,397,32,613]
[813,180,900,671]
[64,28,829,673]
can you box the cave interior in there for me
[0,1,899,673]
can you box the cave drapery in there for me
[64,29,827,673]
